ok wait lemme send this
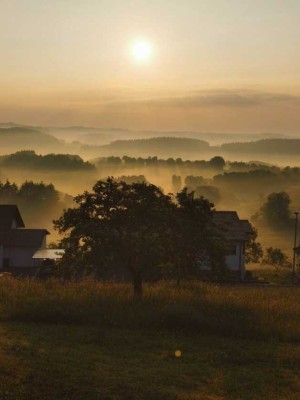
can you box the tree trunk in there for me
[126,263,143,300]
[176,266,181,287]
[133,273,143,300]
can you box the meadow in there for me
[0,277,299,399]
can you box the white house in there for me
[213,211,253,278]
[0,205,49,271]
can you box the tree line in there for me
[0,150,95,171]
[0,180,71,226]
[97,155,226,171]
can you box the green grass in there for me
[0,277,299,399]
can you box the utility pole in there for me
[292,212,299,279]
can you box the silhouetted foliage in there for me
[0,150,94,171]
[214,170,278,185]
[0,180,59,204]
[262,247,291,270]
[96,155,225,174]
[255,192,292,229]
[227,161,280,173]
[209,156,225,171]
[0,180,67,226]
[54,178,226,298]
[171,175,182,194]
[184,176,206,189]
[170,188,226,284]
[245,227,263,264]
[115,175,147,184]
[101,137,210,157]
[221,139,300,155]
[106,156,122,165]
[194,186,221,204]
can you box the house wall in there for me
[3,247,42,268]
[199,241,246,278]
[41,236,47,249]
[1,233,47,269]
[0,245,3,269]
[225,242,245,278]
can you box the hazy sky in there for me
[1,0,300,133]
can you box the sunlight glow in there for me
[132,41,152,62]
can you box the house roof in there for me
[32,249,65,259]
[5,229,49,248]
[0,205,25,227]
[0,205,25,244]
[213,211,253,241]
[240,219,253,234]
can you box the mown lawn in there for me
[0,278,299,399]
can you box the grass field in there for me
[248,264,295,285]
[0,277,299,400]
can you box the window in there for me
[226,244,237,256]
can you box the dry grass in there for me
[0,277,300,399]
[0,277,299,342]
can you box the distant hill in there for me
[45,126,122,142]
[0,122,29,128]
[0,127,63,154]
[98,137,210,158]
[110,130,287,144]
[87,137,300,164]
[0,122,289,145]
[221,139,300,154]
[0,123,299,163]
[77,133,115,145]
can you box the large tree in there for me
[259,191,292,229]
[54,178,226,297]
[166,188,226,284]
[209,156,226,171]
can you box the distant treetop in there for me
[0,150,95,171]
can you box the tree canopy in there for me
[257,192,292,229]
[209,156,225,171]
[54,178,226,297]
[245,227,263,264]
[262,247,291,270]
[0,180,68,227]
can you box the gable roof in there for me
[5,229,49,248]
[0,205,25,227]
[0,205,26,244]
[213,211,253,241]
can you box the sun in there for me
[132,41,152,62]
